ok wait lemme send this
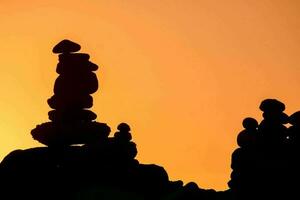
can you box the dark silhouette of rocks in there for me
[0,40,223,200]
[114,123,132,142]
[1,40,299,200]
[229,99,300,200]
[31,40,108,146]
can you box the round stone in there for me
[114,131,132,141]
[54,72,98,95]
[117,123,131,132]
[259,99,285,113]
[242,118,258,130]
[237,130,257,147]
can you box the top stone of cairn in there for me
[52,39,81,54]
[259,99,285,113]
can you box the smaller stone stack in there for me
[256,99,291,198]
[31,39,110,146]
[112,123,137,160]
[228,117,259,199]
[237,118,259,148]
[114,123,132,142]
[258,99,288,147]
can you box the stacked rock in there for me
[229,99,290,199]
[256,99,290,198]
[237,118,259,148]
[114,123,132,142]
[113,123,137,160]
[31,40,110,146]
[228,117,259,199]
[258,99,288,147]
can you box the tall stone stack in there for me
[228,117,259,199]
[31,40,110,146]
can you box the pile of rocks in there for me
[258,99,288,147]
[228,117,259,198]
[1,39,217,200]
[112,123,137,160]
[229,99,297,199]
[31,40,110,146]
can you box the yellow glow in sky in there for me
[0,0,300,190]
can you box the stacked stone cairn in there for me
[228,117,259,199]
[112,123,137,160]
[228,99,298,199]
[31,39,111,146]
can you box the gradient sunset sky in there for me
[0,0,300,190]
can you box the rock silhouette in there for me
[0,40,222,200]
[0,40,299,200]
[229,99,300,200]
[31,40,109,146]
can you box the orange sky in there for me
[0,0,300,190]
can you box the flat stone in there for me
[52,40,81,54]
[48,109,97,122]
[47,94,93,109]
[31,121,111,146]
[56,61,98,74]
[58,53,90,62]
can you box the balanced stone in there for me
[31,122,110,146]
[59,53,90,62]
[242,118,258,130]
[262,112,289,123]
[237,130,258,148]
[47,95,93,109]
[48,109,97,122]
[114,123,132,142]
[118,123,131,132]
[54,72,98,95]
[56,61,98,74]
[52,39,81,54]
[259,99,285,113]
